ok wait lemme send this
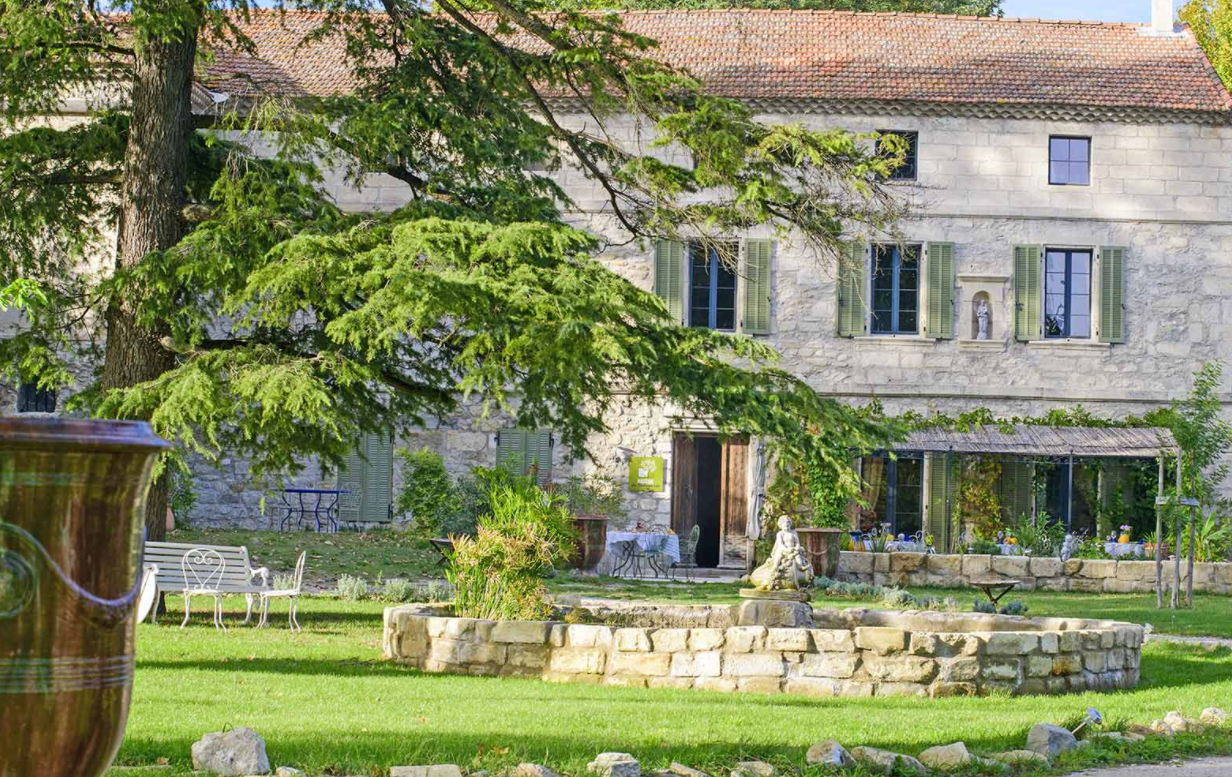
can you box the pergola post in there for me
[1171,451,1182,610]
[1065,454,1074,531]
[945,449,954,553]
[1186,501,1197,608]
[1155,456,1164,609]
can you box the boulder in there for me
[669,763,711,777]
[1025,724,1077,758]
[849,747,926,775]
[275,769,304,777]
[588,753,640,777]
[1149,721,1175,738]
[1125,723,1156,738]
[391,767,464,777]
[805,740,855,769]
[918,742,973,770]
[730,761,774,777]
[512,765,559,777]
[1163,711,1205,734]
[191,727,271,776]
[1201,707,1228,727]
[992,750,1048,766]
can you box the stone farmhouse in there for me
[7,6,1232,569]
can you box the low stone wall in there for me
[383,603,1142,698]
[835,552,1232,595]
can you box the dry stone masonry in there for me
[383,602,1143,698]
[835,551,1232,595]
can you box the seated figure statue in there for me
[748,515,815,592]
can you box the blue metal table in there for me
[278,488,347,533]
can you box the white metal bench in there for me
[142,541,269,624]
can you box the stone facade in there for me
[834,551,1232,595]
[383,602,1143,697]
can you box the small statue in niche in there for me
[975,298,990,340]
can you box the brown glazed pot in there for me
[795,527,845,579]
[570,515,608,571]
[0,418,168,777]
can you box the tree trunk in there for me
[99,20,199,542]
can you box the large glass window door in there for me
[865,453,923,536]
[871,244,920,335]
[689,243,737,331]
[1044,249,1091,338]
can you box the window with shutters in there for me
[1044,249,1092,338]
[16,382,56,413]
[688,242,738,331]
[864,453,923,536]
[870,244,921,335]
[498,427,554,484]
[876,130,918,181]
[1048,136,1090,186]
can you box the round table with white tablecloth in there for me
[1104,541,1148,558]
[605,531,681,577]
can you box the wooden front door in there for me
[671,434,698,537]
[719,437,749,568]
[672,433,750,569]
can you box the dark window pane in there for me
[715,308,735,331]
[899,311,918,333]
[877,131,918,181]
[17,383,57,413]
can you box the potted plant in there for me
[556,475,625,570]
[1117,524,1132,544]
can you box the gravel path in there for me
[1064,757,1232,776]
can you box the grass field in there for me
[106,595,1232,777]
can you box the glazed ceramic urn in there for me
[0,418,168,777]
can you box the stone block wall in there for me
[834,551,1232,595]
[384,603,1142,698]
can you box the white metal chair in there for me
[258,551,306,632]
[181,548,227,631]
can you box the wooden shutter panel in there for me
[362,431,394,523]
[1099,246,1127,343]
[336,447,365,526]
[925,242,956,339]
[926,453,952,550]
[1013,245,1042,342]
[528,429,553,484]
[837,243,866,337]
[497,427,528,474]
[655,239,685,324]
[743,239,772,335]
[1000,460,1035,526]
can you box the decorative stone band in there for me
[0,656,135,694]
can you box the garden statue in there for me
[976,299,990,340]
[1060,533,1079,562]
[744,516,815,598]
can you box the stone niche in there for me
[957,273,1008,347]
[383,601,1143,699]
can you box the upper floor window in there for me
[1044,249,1092,338]
[17,382,56,413]
[1049,136,1090,186]
[877,130,918,181]
[688,242,737,331]
[871,244,920,335]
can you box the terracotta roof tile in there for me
[198,9,1232,116]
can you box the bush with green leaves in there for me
[336,574,369,602]
[395,448,471,538]
[447,479,578,620]
[1012,512,1065,556]
[555,475,627,525]
[381,577,417,603]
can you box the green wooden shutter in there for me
[926,453,953,550]
[925,242,956,339]
[1099,246,1126,343]
[743,239,772,334]
[337,431,393,525]
[837,242,866,337]
[527,429,554,484]
[497,427,528,474]
[336,448,365,526]
[1013,245,1042,342]
[1000,460,1035,526]
[655,239,685,325]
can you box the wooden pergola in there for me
[895,424,1198,610]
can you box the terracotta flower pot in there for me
[795,527,845,578]
[0,418,168,777]
[570,515,608,571]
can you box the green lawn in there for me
[108,596,1232,777]
[551,578,1232,639]
[167,528,441,587]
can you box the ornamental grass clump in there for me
[448,479,578,621]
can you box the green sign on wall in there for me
[628,456,665,492]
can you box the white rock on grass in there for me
[805,741,855,769]
[992,750,1048,766]
[849,747,926,775]
[918,743,973,770]
[669,763,710,777]
[1150,721,1175,738]
[275,768,304,777]
[1201,707,1228,727]
[588,753,641,777]
[391,765,464,777]
[1163,711,1205,735]
[730,761,774,777]
[191,727,271,776]
[512,765,559,777]
[1025,724,1077,759]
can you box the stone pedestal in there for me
[734,598,814,628]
